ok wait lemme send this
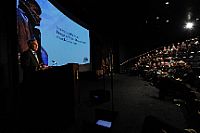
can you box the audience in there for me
[124,37,200,132]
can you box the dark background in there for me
[54,0,200,56]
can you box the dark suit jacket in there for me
[20,49,40,81]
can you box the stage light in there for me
[185,22,194,29]
[165,2,169,5]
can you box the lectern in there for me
[19,63,79,128]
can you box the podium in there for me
[19,63,79,128]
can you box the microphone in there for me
[52,60,57,66]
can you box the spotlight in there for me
[185,22,194,29]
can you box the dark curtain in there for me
[0,1,19,128]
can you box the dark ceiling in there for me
[55,0,200,48]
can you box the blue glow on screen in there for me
[36,0,90,66]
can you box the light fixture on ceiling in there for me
[185,22,194,29]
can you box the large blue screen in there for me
[36,0,90,66]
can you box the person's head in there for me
[18,0,42,26]
[27,39,38,51]
[27,0,42,26]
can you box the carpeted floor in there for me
[66,73,194,133]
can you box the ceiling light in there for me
[185,22,194,29]
[165,2,169,5]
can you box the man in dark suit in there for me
[21,39,40,71]
[20,39,47,84]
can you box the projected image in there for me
[16,0,42,53]
[17,0,90,67]
[36,0,90,66]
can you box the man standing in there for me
[20,39,48,84]
[21,39,40,72]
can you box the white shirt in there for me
[31,49,39,63]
